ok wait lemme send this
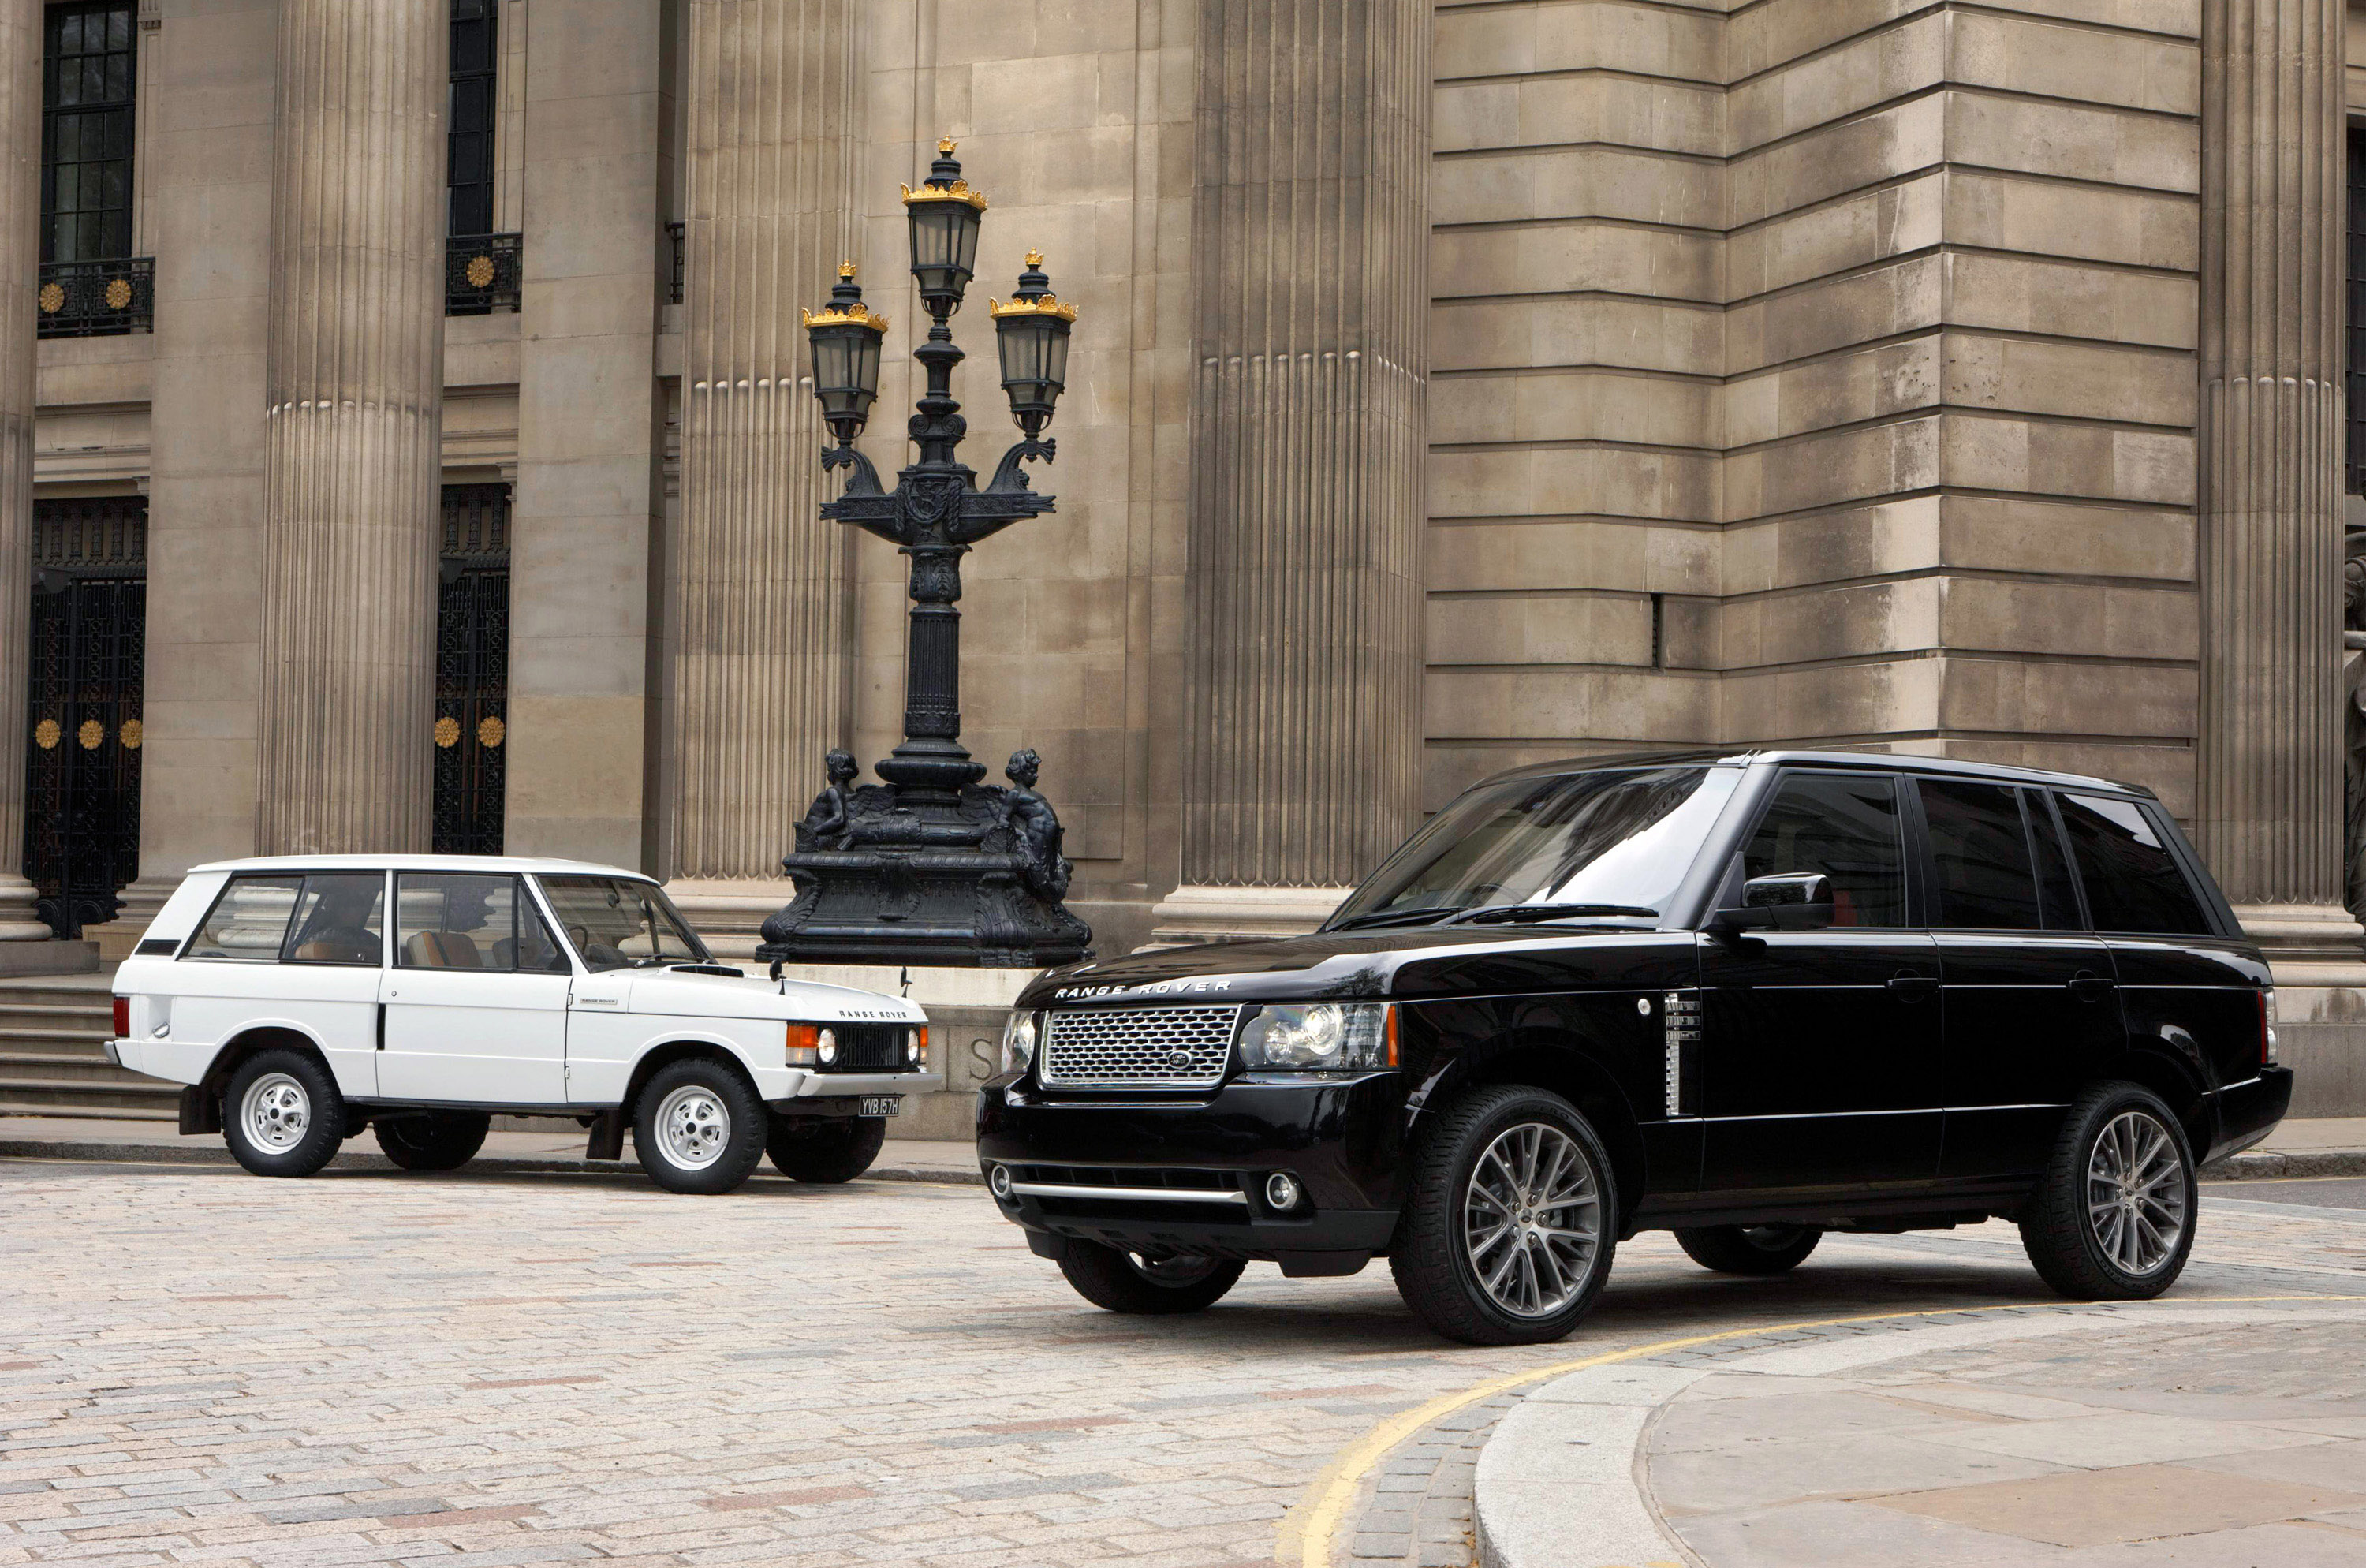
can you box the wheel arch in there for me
[1411,1034,1647,1230]
[621,1036,766,1118]
[196,1024,338,1114]
[2089,1032,2212,1153]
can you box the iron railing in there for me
[667,220,685,303]
[36,256,152,338]
[446,232,522,315]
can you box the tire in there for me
[1674,1223,1822,1275]
[1389,1085,1618,1346]
[633,1058,767,1194]
[2020,1081,2197,1300]
[1054,1241,1247,1314]
[373,1112,491,1173]
[222,1049,346,1178]
[766,1114,888,1183]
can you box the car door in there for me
[1919,781,2124,1180]
[1696,769,1943,1193]
[377,872,573,1103]
[173,871,387,1099]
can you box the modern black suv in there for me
[977,752,2293,1344]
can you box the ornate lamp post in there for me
[756,142,1092,970]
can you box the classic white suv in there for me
[106,855,932,1193]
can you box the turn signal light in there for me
[1384,1004,1399,1068]
[786,1023,821,1066]
[909,1025,928,1066]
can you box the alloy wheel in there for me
[2085,1108,2187,1275]
[1462,1120,1603,1318]
[241,1072,311,1152]
[655,1085,731,1170]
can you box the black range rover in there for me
[977,752,2293,1345]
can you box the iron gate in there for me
[435,483,509,855]
[24,498,144,937]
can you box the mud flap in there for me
[585,1107,625,1161]
[177,1084,221,1137]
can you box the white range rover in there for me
[106,855,932,1193]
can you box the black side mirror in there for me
[1711,872,1835,932]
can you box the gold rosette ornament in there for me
[104,277,132,310]
[477,715,506,749]
[465,253,497,289]
[77,719,103,750]
[33,719,58,750]
[119,719,142,750]
[37,282,62,314]
[435,715,461,748]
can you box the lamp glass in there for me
[907,200,983,304]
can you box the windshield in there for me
[1328,765,1741,928]
[535,875,713,973]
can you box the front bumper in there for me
[975,1072,1406,1264]
[2205,1065,2293,1163]
[758,1066,940,1107]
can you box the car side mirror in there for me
[1712,872,1835,933]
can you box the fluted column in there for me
[255,0,446,853]
[666,0,856,887]
[1149,0,1430,944]
[2195,0,2362,960]
[0,0,45,939]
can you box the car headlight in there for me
[1001,1010,1039,1073]
[1237,1002,1394,1070]
[816,1028,838,1065]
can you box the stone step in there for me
[0,1099,177,1123]
[0,1005,114,1032]
[0,1077,180,1113]
[0,1051,148,1082]
[0,1036,114,1062]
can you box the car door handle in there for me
[2069,972,2117,1002]
[1886,972,1939,1002]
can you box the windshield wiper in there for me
[1326,905,1461,932]
[1443,902,1660,926]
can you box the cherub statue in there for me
[797,749,860,852]
[1003,749,1072,902]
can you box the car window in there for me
[185,875,303,961]
[395,873,564,972]
[1739,773,1906,928]
[2054,793,2213,935]
[2025,789,2085,929]
[1918,780,2041,930]
[281,873,386,965]
[536,874,710,972]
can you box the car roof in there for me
[1473,748,2151,797]
[186,853,655,880]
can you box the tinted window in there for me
[395,873,567,972]
[1919,781,2041,930]
[1741,773,1906,928]
[2055,793,2212,935]
[2025,790,2084,929]
[282,873,385,965]
[186,875,302,961]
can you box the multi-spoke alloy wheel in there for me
[2021,1081,2197,1300]
[1462,1122,1603,1319]
[656,1086,730,1170]
[2084,1108,2187,1275]
[242,1072,310,1151]
[1392,1085,1618,1345]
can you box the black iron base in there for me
[756,844,1092,969]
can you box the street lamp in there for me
[762,141,1092,972]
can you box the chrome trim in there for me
[1692,1103,2067,1122]
[1007,1180,1248,1204]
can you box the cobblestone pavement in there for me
[2,1161,2361,1568]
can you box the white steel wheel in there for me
[1462,1120,1604,1320]
[2085,1108,2188,1276]
[241,1072,312,1152]
[655,1085,731,1171]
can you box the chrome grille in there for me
[1039,1005,1239,1088]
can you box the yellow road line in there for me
[1274,1293,2366,1567]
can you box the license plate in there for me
[859,1096,901,1117]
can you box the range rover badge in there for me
[1167,1049,1192,1070]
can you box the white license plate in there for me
[859,1096,901,1117]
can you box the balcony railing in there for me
[667,220,684,303]
[446,232,522,315]
[37,257,154,339]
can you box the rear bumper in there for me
[2205,1066,2293,1163]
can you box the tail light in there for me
[112,995,129,1036]
[2260,987,2278,1067]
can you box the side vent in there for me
[1663,990,1700,1117]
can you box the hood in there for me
[1018,924,1700,1008]
[609,967,926,1025]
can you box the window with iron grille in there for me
[449,0,498,238]
[435,484,511,856]
[42,2,136,265]
[2349,125,2366,496]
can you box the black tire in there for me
[632,1058,767,1194]
[373,1112,491,1173]
[1389,1085,1618,1346]
[1054,1241,1246,1314]
[1674,1223,1823,1275]
[221,1049,346,1178]
[765,1114,888,1183]
[2021,1081,2197,1300]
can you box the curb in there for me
[2200,1148,2366,1181]
[0,1137,984,1186]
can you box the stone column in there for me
[663,0,857,943]
[0,0,47,941]
[253,0,446,854]
[1148,0,1431,945]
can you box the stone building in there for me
[9,1,2366,1113]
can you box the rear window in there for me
[1918,780,2042,930]
[2054,793,2214,935]
[185,875,303,961]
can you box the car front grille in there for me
[818,1023,916,1073]
[1037,1005,1239,1088]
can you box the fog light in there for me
[989,1163,1014,1200]
[817,1028,838,1065]
[1265,1172,1302,1211]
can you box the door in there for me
[432,483,509,855]
[1697,771,1943,1193]
[378,872,572,1103]
[1920,781,2123,1179]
